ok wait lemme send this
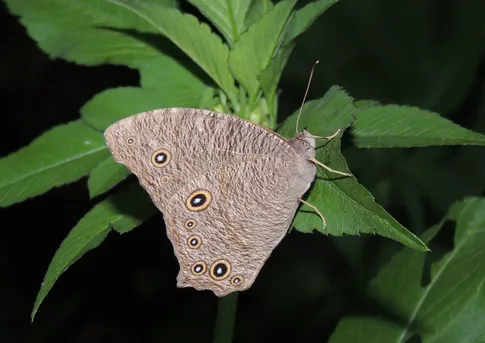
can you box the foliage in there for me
[2,0,485,342]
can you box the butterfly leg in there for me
[299,198,326,231]
[307,156,352,177]
[307,128,341,141]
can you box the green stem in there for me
[212,292,239,343]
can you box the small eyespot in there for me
[127,137,136,145]
[230,275,244,286]
[161,176,169,183]
[151,149,171,168]
[209,259,232,281]
[186,190,212,212]
[184,219,197,230]
[191,261,207,276]
[187,235,202,249]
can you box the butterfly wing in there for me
[163,155,315,296]
[104,108,298,213]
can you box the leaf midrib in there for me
[0,145,107,189]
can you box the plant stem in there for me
[212,292,239,343]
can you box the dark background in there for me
[2,0,485,342]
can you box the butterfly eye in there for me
[298,139,310,150]
[191,261,207,276]
[186,190,212,212]
[151,149,171,168]
[230,275,244,286]
[126,137,136,145]
[184,219,197,229]
[209,259,232,281]
[187,235,202,249]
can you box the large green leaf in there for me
[81,87,187,131]
[228,0,297,101]
[278,86,427,251]
[4,0,176,68]
[330,197,485,343]
[87,156,131,198]
[107,0,237,103]
[187,0,252,46]
[32,184,156,320]
[139,55,211,100]
[0,121,109,207]
[353,105,485,147]
[283,0,337,45]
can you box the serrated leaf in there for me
[353,105,485,147]
[32,184,156,320]
[81,87,186,131]
[87,156,131,198]
[107,0,237,102]
[139,55,210,98]
[5,0,176,68]
[283,0,337,45]
[187,0,252,46]
[278,86,427,251]
[330,197,485,343]
[228,0,296,101]
[0,121,109,207]
[244,0,274,28]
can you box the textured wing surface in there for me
[163,156,315,296]
[104,108,298,211]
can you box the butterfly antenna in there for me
[296,60,320,136]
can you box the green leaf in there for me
[258,44,294,119]
[139,55,211,99]
[283,0,337,45]
[87,156,131,198]
[353,105,485,147]
[32,184,156,320]
[4,0,176,68]
[244,0,274,28]
[187,0,252,46]
[107,0,237,102]
[278,86,427,251]
[228,0,297,101]
[330,196,485,343]
[81,87,185,131]
[0,121,109,207]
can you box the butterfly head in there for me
[287,130,316,160]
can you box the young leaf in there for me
[87,156,131,198]
[0,121,109,207]
[139,55,211,98]
[81,87,189,131]
[353,105,485,147]
[330,197,485,343]
[228,0,297,101]
[107,0,238,102]
[187,0,252,46]
[278,86,427,251]
[244,0,274,28]
[282,0,337,45]
[32,184,156,320]
[4,0,175,68]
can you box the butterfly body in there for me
[104,108,316,296]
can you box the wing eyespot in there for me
[230,275,244,286]
[184,219,197,230]
[191,261,207,276]
[186,190,212,212]
[151,149,171,168]
[187,235,202,249]
[209,259,232,281]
